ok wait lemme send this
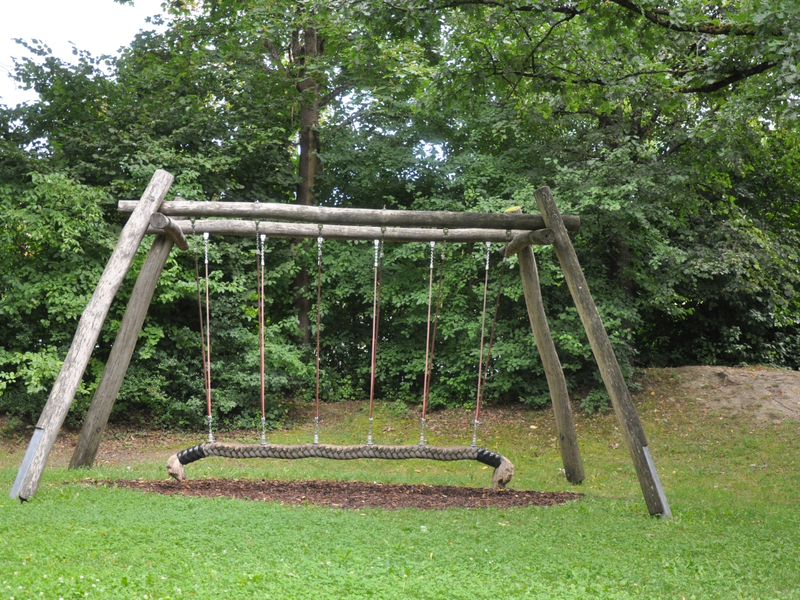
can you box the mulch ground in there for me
[102,478,582,510]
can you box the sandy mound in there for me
[672,365,800,421]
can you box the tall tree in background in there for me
[160,0,439,341]
[1,0,798,426]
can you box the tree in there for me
[157,0,443,341]
[1,0,798,428]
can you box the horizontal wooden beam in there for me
[146,219,557,244]
[120,200,580,232]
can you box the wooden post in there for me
[517,244,584,483]
[10,170,174,500]
[69,234,175,469]
[533,186,671,517]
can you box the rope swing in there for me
[168,230,514,491]
[256,225,268,445]
[473,238,510,446]
[367,233,385,445]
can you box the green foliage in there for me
[0,173,115,425]
[581,388,611,414]
[1,0,799,428]
[111,234,313,429]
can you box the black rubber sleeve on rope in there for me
[476,448,503,468]
[178,444,208,465]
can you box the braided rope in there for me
[168,442,514,490]
[183,442,495,463]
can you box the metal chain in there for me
[191,220,209,433]
[367,238,381,445]
[473,242,492,445]
[314,225,323,444]
[420,240,437,445]
[256,224,268,445]
[203,231,214,443]
[368,229,387,445]
[472,233,512,446]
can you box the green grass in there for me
[2,370,799,599]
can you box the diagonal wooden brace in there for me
[69,234,177,469]
[533,186,671,518]
[10,170,174,500]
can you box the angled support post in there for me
[70,233,176,469]
[533,186,671,517]
[10,170,174,500]
[518,244,585,483]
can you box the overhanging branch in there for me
[678,60,778,93]
[424,0,768,37]
[609,0,756,36]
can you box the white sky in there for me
[0,0,166,107]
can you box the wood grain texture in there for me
[533,185,669,516]
[146,219,540,243]
[518,245,585,483]
[503,229,556,255]
[119,200,581,232]
[150,213,189,251]
[69,235,175,469]
[12,170,174,500]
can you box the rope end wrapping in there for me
[166,454,185,481]
[491,456,514,492]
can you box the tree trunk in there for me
[292,24,322,344]
[610,234,633,332]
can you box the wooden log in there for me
[502,229,555,256]
[150,213,189,251]
[506,211,584,483]
[69,235,175,469]
[517,242,584,483]
[145,219,555,244]
[10,170,174,501]
[119,200,581,232]
[533,186,671,518]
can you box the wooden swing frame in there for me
[9,169,671,518]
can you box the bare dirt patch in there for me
[101,478,582,509]
[672,365,800,422]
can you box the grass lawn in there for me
[1,369,798,599]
